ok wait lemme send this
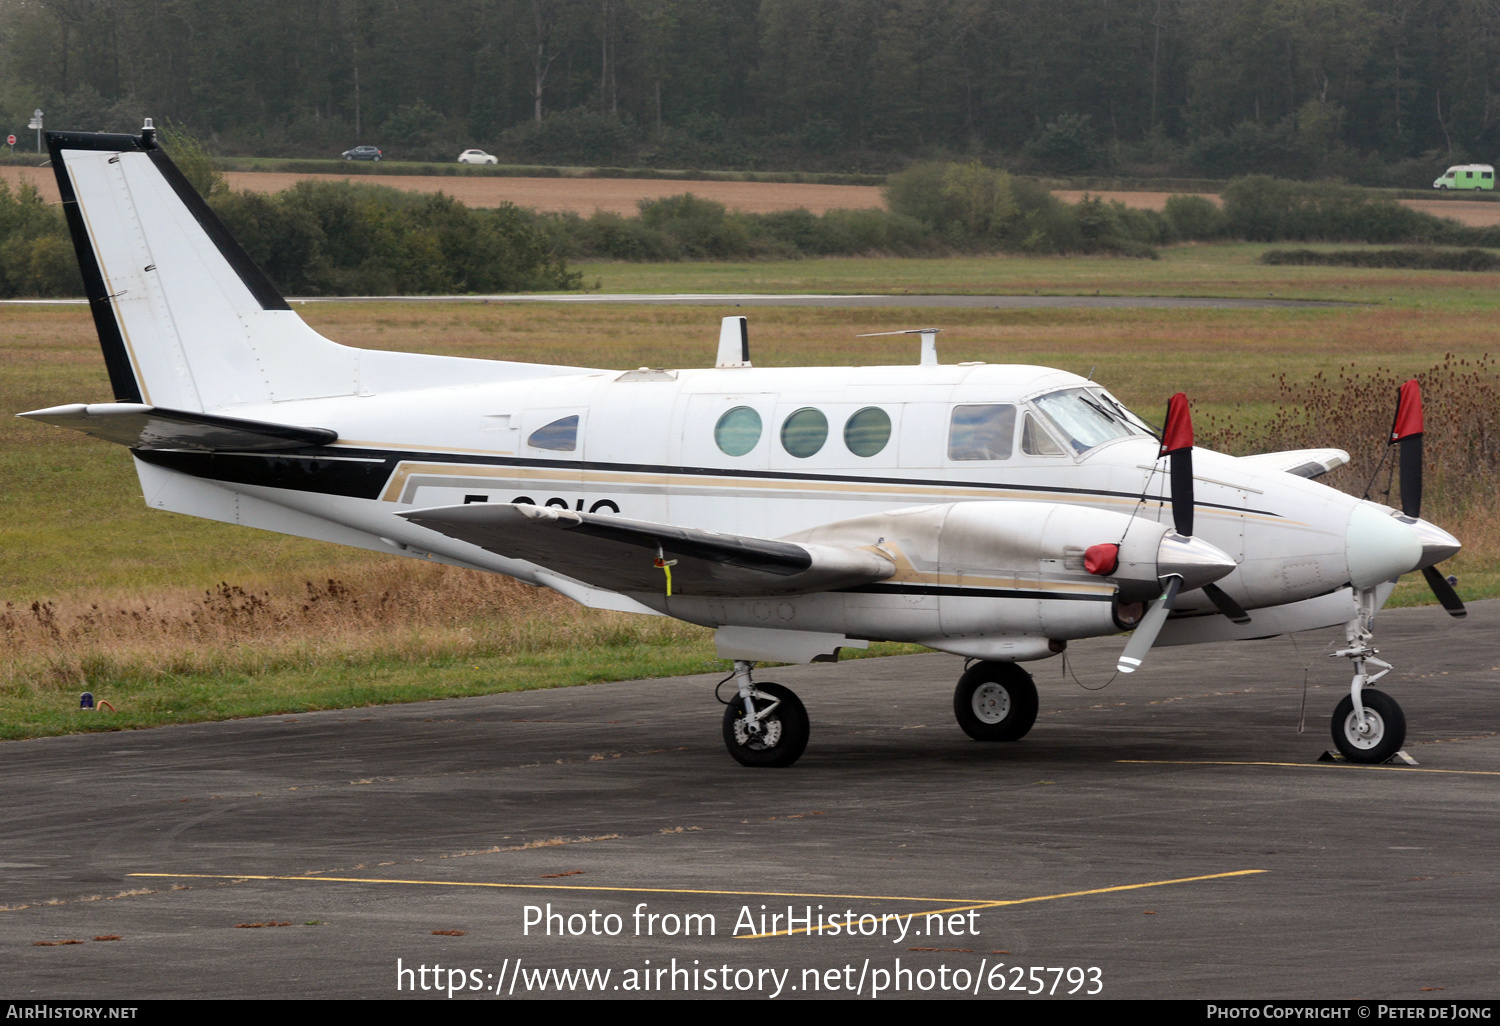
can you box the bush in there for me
[506,109,639,165]
[1025,114,1110,172]
[1163,194,1226,240]
[1221,176,1455,243]
[0,180,79,297]
[212,180,580,295]
[1260,248,1500,272]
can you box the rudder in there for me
[48,125,358,412]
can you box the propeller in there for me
[1118,393,1246,671]
[1390,380,1466,618]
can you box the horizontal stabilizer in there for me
[1240,448,1349,479]
[399,503,894,597]
[17,403,336,452]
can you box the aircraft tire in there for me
[723,683,808,767]
[1331,689,1405,764]
[954,662,1038,742]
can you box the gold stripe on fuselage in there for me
[375,459,1298,529]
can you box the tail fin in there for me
[48,126,358,412]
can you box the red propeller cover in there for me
[1084,543,1120,576]
[1160,392,1193,455]
[1390,379,1424,442]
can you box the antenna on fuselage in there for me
[716,316,751,368]
[856,328,941,367]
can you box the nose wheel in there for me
[1331,689,1406,764]
[953,661,1039,742]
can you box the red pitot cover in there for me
[1160,392,1193,456]
[1390,379,1424,442]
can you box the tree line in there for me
[2,0,1498,183]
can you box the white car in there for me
[457,149,498,165]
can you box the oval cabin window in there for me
[843,407,891,457]
[780,408,829,458]
[714,406,763,457]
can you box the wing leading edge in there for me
[399,502,896,597]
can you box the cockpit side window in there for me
[528,415,579,451]
[948,404,1016,460]
[1022,413,1067,456]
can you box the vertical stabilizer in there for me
[48,128,358,412]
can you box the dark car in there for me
[341,145,382,161]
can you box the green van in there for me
[1433,164,1495,190]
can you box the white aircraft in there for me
[22,123,1466,768]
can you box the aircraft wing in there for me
[1240,448,1349,479]
[17,403,336,452]
[399,503,895,597]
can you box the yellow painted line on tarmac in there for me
[128,873,991,905]
[1118,760,1500,776]
[739,869,1266,939]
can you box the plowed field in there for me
[6,165,1500,224]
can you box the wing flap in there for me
[17,403,337,452]
[399,502,895,597]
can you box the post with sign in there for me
[6,134,15,154]
[28,109,43,153]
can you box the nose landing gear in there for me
[1329,588,1407,763]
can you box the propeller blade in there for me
[1390,379,1424,518]
[1202,583,1252,624]
[1422,565,1467,618]
[1117,576,1182,674]
[1161,393,1195,537]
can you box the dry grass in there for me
[0,560,703,698]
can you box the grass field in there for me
[2,243,1495,738]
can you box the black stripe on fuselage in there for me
[839,583,1113,601]
[46,131,146,403]
[134,445,1283,519]
[134,448,400,499]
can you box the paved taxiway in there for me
[3,601,1496,999]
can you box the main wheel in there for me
[1331,689,1406,764]
[954,662,1039,742]
[723,682,808,767]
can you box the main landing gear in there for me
[1329,588,1407,764]
[953,661,1039,742]
[722,661,809,768]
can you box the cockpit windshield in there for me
[1031,387,1155,453]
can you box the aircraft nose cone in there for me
[1346,503,1424,589]
[1402,515,1462,569]
[1156,531,1237,591]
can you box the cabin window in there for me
[1486,171,1494,180]
[528,415,578,451]
[844,407,892,457]
[948,404,1016,460]
[1022,413,1067,456]
[714,406,762,456]
[781,408,829,458]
